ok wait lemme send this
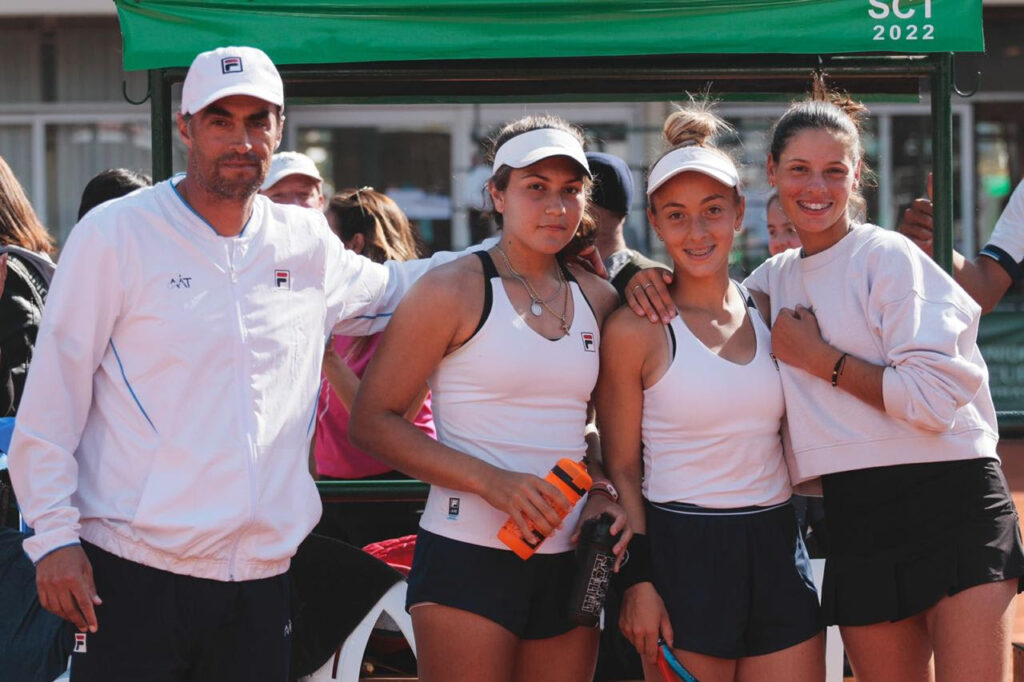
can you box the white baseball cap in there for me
[261,152,323,191]
[646,145,740,197]
[180,46,284,116]
[492,128,591,177]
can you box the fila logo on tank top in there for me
[420,252,600,552]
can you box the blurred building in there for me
[2,0,1024,271]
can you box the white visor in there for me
[492,128,591,177]
[646,146,740,197]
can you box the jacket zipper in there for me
[226,246,258,581]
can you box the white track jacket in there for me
[10,179,446,580]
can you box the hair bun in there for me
[662,103,726,148]
[811,72,869,129]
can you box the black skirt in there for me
[647,500,822,658]
[821,457,1024,626]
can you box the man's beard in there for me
[191,153,265,201]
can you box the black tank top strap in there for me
[559,257,598,322]
[476,249,500,280]
[470,250,497,341]
[733,279,756,310]
[559,257,576,284]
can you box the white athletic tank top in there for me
[642,287,792,508]
[419,252,600,552]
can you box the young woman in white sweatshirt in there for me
[741,82,1024,682]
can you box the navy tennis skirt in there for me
[647,499,822,658]
[821,457,1024,626]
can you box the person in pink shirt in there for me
[314,187,435,545]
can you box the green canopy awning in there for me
[115,0,983,71]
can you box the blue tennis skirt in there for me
[405,528,581,640]
[647,499,822,659]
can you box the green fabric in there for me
[115,0,983,71]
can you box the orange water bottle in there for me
[497,458,592,560]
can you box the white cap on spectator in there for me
[180,46,284,116]
[261,152,323,191]
[646,145,739,196]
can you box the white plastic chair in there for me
[302,580,416,682]
[810,558,845,682]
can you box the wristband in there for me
[831,352,849,387]
[588,479,619,502]
[616,533,653,589]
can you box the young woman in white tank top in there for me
[351,116,628,682]
[597,105,824,682]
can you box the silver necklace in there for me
[494,244,564,318]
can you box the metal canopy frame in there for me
[147,52,957,273]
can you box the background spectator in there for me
[314,187,433,546]
[260,151,326,209]
[0,154,56,529]
[77,168,152,221]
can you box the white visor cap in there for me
[492,128,591,177]
[181,46,284,116]
[261,152,323,191]
[646,146,740,197]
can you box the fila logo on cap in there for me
[221,56,243,74]
[581,332,596,352]
[275,269,290,289]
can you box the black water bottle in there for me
[567,512,618,627]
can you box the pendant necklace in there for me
[495,244,564,318]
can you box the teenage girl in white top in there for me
[598,104,823,682]
[747,83,1022,682]
[351,115,627,682]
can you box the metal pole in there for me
[959,104,976,256]
[149,69,174,181]
[878,114,894,231]
[930,53,954,274]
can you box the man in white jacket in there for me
[8,46,435,680]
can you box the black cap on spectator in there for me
[586,152,634,216]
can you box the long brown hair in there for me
[326,187,423,265]
[0,155,55,255]
[326,187,424,358]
